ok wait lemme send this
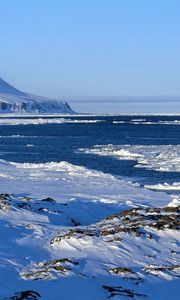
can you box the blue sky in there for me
[0,0,180,101]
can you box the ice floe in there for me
[78,144,180,172]
[0,118,103,125]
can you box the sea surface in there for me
[0,114,179,190]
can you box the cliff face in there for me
[0,79,74,114]
[0,99,73,113]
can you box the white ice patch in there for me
[131,120,180,125]
[78,144,180,172]
[113,119,180,125]
[144,182,180,191]
[0,118,102,125]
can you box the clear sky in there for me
[0,0,180,101]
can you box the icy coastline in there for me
[0,78,74,114]
[0,160,179,299]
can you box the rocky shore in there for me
[0,192,179,299]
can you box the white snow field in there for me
[0,78,74,114]
[0,160,179,299]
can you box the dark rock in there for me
[6,290,40,300]
[41,197,56,203]
[103,285,146,298]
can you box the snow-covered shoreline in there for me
[0,159,179,299]
[0,159,175,206]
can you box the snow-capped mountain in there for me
[0,78,74,113]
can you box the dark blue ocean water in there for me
[0,115,180,186]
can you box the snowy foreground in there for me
[0,160,179,300]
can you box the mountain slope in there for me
[0,78,74,113]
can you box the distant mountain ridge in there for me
[0,79,74,113]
